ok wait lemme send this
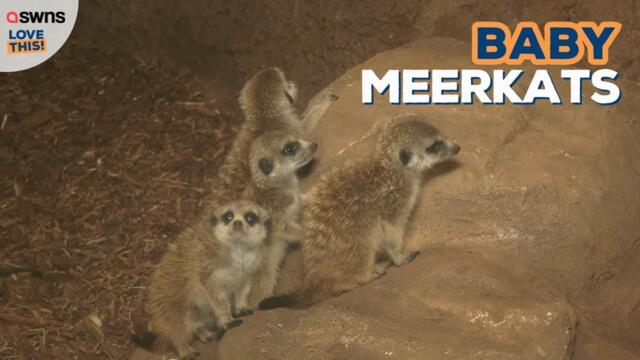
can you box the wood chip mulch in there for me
[0,41,241,359]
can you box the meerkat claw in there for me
[215,318,244,339]
[233,308,254,318]
[226,318,243,329]
[404,251,421,264]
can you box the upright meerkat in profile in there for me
[260,114,461,309]
[210,67,334,205]
[241,129,317,306]
[132,201,271,360]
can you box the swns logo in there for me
[4,11,67,54]
[0,0,78,72]
[6,11,66,24]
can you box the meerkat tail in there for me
[131,330,158,350]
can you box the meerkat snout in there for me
[422,137,461,166]
[380,119,461,173]
[214,203,269,246]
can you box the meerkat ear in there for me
[399,149,412,166]
[209,214,217,227]
[258,158,273,176]
[264,218,273,231]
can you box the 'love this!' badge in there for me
[0,0,78,72]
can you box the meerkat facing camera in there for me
[205,68,332,306]
[241,129,318,307]
[132,200,270,360]
[260,113,460,309]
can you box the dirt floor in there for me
[1,0,639,359]
[0,40,244,358]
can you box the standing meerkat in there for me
[204,68,332,306]
[260,114,461,309]
[209,67,336,205]
[240,129,318,307]
[239,67,301,133]
[132,200,271,359]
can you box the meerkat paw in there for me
[356,272,381,285]
[225,318,243,329]
[219,318,243,332]
[401,251,421,265]
[215,318,243,339]
[233,307,254,318]
[195,327,216,343]
[373,263,388,277]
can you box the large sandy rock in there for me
[220,249,577,359]
[216,38,640,359]
[132,38,640,359]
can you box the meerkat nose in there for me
[233,220,243,230]
[310,143,318,152]
[451,144,461,155]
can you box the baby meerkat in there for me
[204,68,331,306]
[242,129,318,307]
[260,113,460,309]
[209,67,334,208]
[239,67,301,134]
[132,200,270,359]
[240,66,338,134]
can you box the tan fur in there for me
[240,130,316,306]
[299,113,461,305]
[239,67,302,134]
[202,68,337,306]
[209,68,302,206]
[209,68,334,307]
[209,67,336,207]
[144,201,270,359]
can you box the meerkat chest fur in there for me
[283,187,303,221]
[368,161,417,225]
[397,177,421,227]
[214,244,263,292]
[245,180,300,225]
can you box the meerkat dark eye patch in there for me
[244,212,258,226]
[258,158,273,175]
[281,142,298,156]
[426,141,443,154]
[399,149,412,166]
[222,211,234,224]
[284,91,294,104]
